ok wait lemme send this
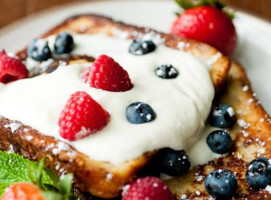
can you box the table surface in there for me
[0,0,271,29]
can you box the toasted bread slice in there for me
[0,15,230,199]
[166,61,271,199]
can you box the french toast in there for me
[166,61,271,199]
[41,60,271,200]
[0,14,231,199]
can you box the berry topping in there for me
[0,51,28,84]
[155,64,179,79]
[206,130,232,154]
[125,102,156,124]
[82,54,133,92]
[205,169,237,199]
[245,157,271,189]
[1,182,45,200]
[157,148,191,176]
[122,176,174,200]
[129,40,156,55]
[58,91,110,141]
[171,1,237,56]
[27,39,52,61]
[208,104,235,128]
[54,33,74,54]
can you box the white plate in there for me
[1,0,271,113]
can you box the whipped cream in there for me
[0,33,215,165]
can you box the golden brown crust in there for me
[4,14,230,198]
[166,61,271,199]
[0,117,156,198]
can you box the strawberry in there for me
[122,176,174,200]
[171,0,237,56]
[58,91,110,141]
[1,183,45,200]
[0,51,28,83]
[82,54,133,92]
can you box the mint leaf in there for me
[0,151,75,199]
[0,151,56,196]
[43,191,64,200]
[59,174,72,196]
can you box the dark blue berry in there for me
[54,33,74,54]
[129,40,156,55]
[155,64,179,79]
[206,130,232,154]
[208,104,235,128]
[157,148,191,176]
[245,157,271,189]
[125,102,156,124]
[205,169,237,199]
[27,39,51,61]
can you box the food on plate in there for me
[0,2,270,199]
[0,14,230,199]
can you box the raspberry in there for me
[0,51,28,83]
[82,54,133,92]
[122,176,174,200]
[1,182,45,200]
[58,91,110,141]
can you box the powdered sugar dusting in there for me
[206,52,222,65]
[134,31,165,45]
[112,28,129,39]
[4,122,21,133]
[26,135,33,141]
[52,142,70,155]
[265,185,271,193]
[242,85,249,92]
[178,42,190,51]
[106,173,113,180]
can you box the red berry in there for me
[82,54,133,92]
[122,176,174,200]
[0,51,28,83]
[1,182,45,200]
[171,6,237,56]
[58,91,110,141]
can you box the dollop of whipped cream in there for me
[0,33,214,165]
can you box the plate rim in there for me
[0,0,271,38]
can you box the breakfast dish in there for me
[0,14,230,198]
[1,1,271,200]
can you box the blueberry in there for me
[205,169,237,199]
[125,102,156,124]
[155,64,179,79]
[27,39,51,61]
[129,40,156,55]
[54,33,74,54]
[245,157,271,189]
[208,104,235,128]
[206,130,232,154]
[157,148,191,176]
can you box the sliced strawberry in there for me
[1,183,45,200]
[0,51,28,83]
[82,54,133,92]
[58,91,110,141]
